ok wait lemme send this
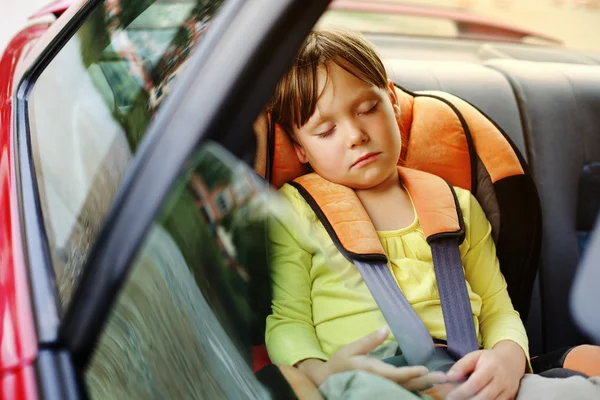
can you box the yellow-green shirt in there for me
[265,183,529,367]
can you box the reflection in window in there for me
[86,143,273,399]
[318,9,457,39]
[27,0,224,309]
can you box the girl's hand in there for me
[445,341,526,400]
[297,327,447,391]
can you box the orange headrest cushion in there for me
[253,86,523,191]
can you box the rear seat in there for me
[486,60,600,353]
[386,60,542,354]
[386,60,544,356]
[387,58,600,356]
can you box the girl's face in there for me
[292,62,402,190]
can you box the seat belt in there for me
[356,237,479,366]
[290,169,479,369]
[354,260,438,367]
[355,236,479,370]
[429,236,479,359]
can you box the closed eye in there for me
[317,126,335,138]
[361,102,379,115]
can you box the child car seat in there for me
[257,85,542,322]
[251,86,600,398]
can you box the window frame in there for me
[57,0,330,371]
[14,0,332,397]
[14,0,104,347]
[13,1,116,398]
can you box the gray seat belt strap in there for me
[354,260,436,366]
[430,236,479,359]
[288,179,469,369]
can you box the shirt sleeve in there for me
[458,189,531,370]
[264,185,329,366]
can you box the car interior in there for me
[25,1,600,398]
[383,58,600,357]
[178,53,600,397]
[244,49,600,400]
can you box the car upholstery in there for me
[487,60,600,353]
[387,58,600,355]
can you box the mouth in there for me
[352,152,381,168]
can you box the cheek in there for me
[377,114,402,158]
[306,141,345,172]
[388,115,402,142]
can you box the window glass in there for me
[86,143,274,399]
[28,0,225,309]
[318,9,457,39]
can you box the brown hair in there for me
[267,28,389,140]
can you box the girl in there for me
[264,29,599,399]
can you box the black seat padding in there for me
[487,60,600,353]
[386,60,544,355]
[577,162,600,234]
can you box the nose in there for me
[346,119,368,148]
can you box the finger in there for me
[338,327,390,357]
[447,351,482,382]
[384,365,431,384]
[359,358,429,384]
[447,370,493,400]
[402,371,448,392]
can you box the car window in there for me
[318,9,457,39]
[85,142,273,399]
[27,0,225,309]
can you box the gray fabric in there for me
[319,370,600,400]
[516,374,600,399]
[320,343,600,399]
[319,371,433,400]
[487,59,600,350]
[430,237,479,360]
[383,347,456,374]
[355,260,436,366]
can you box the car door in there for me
[13,0,330,398]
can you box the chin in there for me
[350,176,389,190]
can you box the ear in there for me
[387,79,401,117]
[293,142,308,164]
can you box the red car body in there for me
[0,1,77,397]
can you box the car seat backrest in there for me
[253,85,542,322]
[487,59,600,352]
[382,60,546,357]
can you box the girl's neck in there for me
[354,169,401,201]
[354,169,414,231]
